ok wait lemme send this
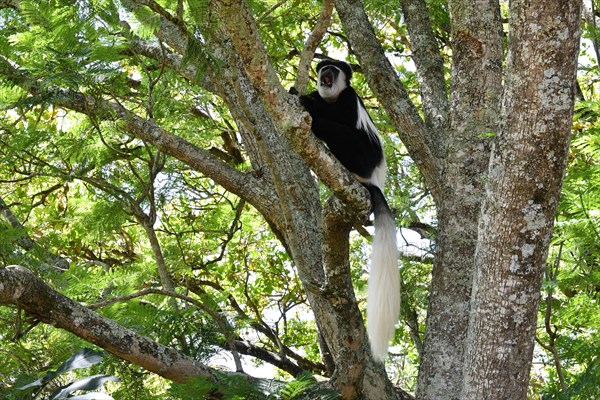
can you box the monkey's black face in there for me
[318,65,348,103]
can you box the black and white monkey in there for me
[294,60,400,362]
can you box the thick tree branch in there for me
[209,0,290,121]
[294,0,335,94]
[400,0,449,139]
[319,198,411,400]
[416,1,503,397]
[334,0,443,201]
[1,264,332,391]
[0,265,217,384]
[91,287,246,375]
[444,0,503,181]
[320,199,368,399]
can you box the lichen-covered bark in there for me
[416,0,503,398]
[319,199,411,400]
[320,200,367,398]
[207,2,406,398]
[462,1,582,398]
[0,265,216,384]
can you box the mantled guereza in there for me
[293,59,400,362]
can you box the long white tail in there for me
[365,185,400,362]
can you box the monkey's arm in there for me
[297,92,327,118]
[310,117,382,179]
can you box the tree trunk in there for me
[0,0,584,398]
[416,0,503,397]
[462,1,582,398]
[336,1,581,399]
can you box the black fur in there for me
[297,60,383,182]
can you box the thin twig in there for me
[293,0,334,94]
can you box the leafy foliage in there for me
[168,372,339,400]
[0,0,596,398]
[1,1,355,396]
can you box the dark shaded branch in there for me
[0,0,18,9]
[541,242,567,391]
[183,276,328,376]
[334,0,443,201]
[0,196,69,271]
[197,199,245,268]
[402,305,423,357]
[227,340,305,377]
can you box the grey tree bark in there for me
[0,0,583,399]
[335,0,580,399]
[415,0,503,397]
[462,1,582,398]
[0,265,217,384]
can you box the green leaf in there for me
[131,6,161,39]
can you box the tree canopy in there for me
[0,0,595,399]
